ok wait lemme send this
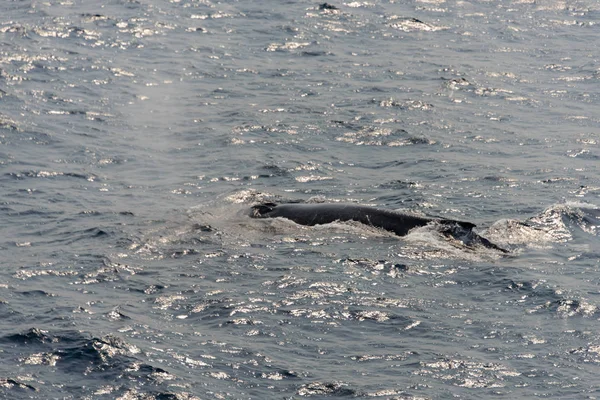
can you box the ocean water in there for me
[1,0,599,398]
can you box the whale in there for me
[249,202,507,252]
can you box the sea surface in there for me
[1,0,599,398]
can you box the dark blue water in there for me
[1,0,599,398]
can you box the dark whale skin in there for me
[249,202,475,236]
[249,202,507,253]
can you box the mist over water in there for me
[1,0,599,398]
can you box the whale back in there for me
[249,202,506,252]
[249,202,475,237]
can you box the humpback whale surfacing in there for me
[249,202,507,253]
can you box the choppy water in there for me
[1,0,599,398]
